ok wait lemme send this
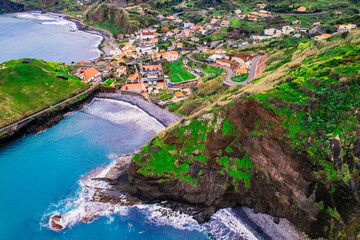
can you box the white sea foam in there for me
[14,12,57,21]
[83,98,165,133]
[138,204,203,232]
[42,157,131,231]
[42,155,204,234]
[203,208,258,240]
[41,19,71,26]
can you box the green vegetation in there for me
[179,70,196,81]
[0,59,87,127]
[169,61,183,76]
[134,110,253,187]
[169,75,183,82]
[201,64,224,74]
[102,79,114,87]
[160,93,174,100]
[231,74,249,82]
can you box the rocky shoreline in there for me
[49,153,307,239]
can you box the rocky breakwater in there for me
[126,98,360,239]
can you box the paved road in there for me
[187,54,263,86]
[0,85,98,133]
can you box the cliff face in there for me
[0,0,81,13]
[87,5,133,34]
[0,0,25,13]
[128,98,360,239]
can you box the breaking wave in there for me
[82,98,165,133]
[41,155,203,234]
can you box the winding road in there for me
[187,54,263,86]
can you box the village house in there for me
[235,68,248,75]
[216,58,238,71]
[136,44,158,56]
[166,31,174,38]
[297,6,307,12]
[127,71,139,84]
[314,33,332,40]
[264,28,280,36]
[140,64,163,85]
[235,9,242,14]
[137,31,156,41]
[176,42,183,49]
[79,67,100,83]
[292,20,301,25]
[103,66,113,74]
[337,24,357,32]
[161,51,179,61]
[220,20,231,28]
[281,26,295,34]
[116,66,127,76]
[157,14,164,20]
[257,3,266,9]
[152,52,161,61]
[191,36,200,42]
[184,22,195,29]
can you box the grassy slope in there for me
[0,59,87,127]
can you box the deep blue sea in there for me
[0,12,102,64]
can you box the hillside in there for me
[0,59,87,128]
[0,0,82,13]
[127,31,360,239]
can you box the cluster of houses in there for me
[71,1,359,106]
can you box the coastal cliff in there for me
[127,99,360,239]
[123,32,360,239]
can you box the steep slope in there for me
[128,31,360,239]
[1,0,82,12]
[0,59,87,127]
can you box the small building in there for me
[117,66,127,76]
[235,68,248,75]
[127,71,139,84]
[337,24,357,32]
[297,6,307,12]
[220,20,231,28]
[314,33,332,40]
[191,36,199,42]
[79,67,100,83]
[257,3,266,9]
[152,52,161,61]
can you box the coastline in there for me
[0,91,181,148]
[16,11,113,56]
[47,12,114,56]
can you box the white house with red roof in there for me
[79,67,100,83]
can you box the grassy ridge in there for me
[0,59,87,127]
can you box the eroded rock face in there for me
[127,99,360,238]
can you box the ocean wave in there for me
[14,13,57,21]
[42,156,132,231]
[41,20,71,26]
[82,98,165,133]
[202,208,258,240]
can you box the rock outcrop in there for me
[126,99,360,239]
